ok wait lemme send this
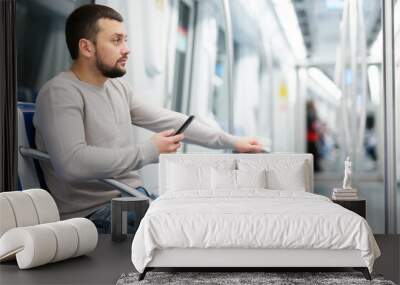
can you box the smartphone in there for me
[173,115,195,135]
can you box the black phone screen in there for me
[173,115,195,135]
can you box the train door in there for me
[166,0,196,114]
[185,0,230,153]
[186,0,275,153]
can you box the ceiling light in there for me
[271,0,307,61]
[308,67,342,101]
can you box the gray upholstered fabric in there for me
[116,271,395,285]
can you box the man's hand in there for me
[151,129,184,154]
[233,138,263,153]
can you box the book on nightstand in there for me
[332,188,358,200]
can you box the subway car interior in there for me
[0,0,399,284]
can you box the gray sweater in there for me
[34,71,237,218]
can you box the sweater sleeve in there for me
[128,90,238,149]
[34,84,159,183]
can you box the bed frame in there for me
[138,154,371,281]
[140,248,371,280]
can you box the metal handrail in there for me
[382,0,397,234]
[221,0,234,135]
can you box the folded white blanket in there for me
[131,190,380,273]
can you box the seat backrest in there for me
[17,102,47,190]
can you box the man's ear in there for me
[78,39,94,59]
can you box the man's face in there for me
[93,18,130,78]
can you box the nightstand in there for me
[332,199,366,218]
[111,197,149,241]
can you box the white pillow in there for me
[167,163,211,191]
[237,158,309,191]
[266,163,307,191]
[236,169,268,189]
[211,168,236,190]
[166,159,236,192]
[211,169,268,190]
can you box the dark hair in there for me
[65,4,123,60]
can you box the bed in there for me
[131,153,380,280]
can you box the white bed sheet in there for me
[131,190,380,273]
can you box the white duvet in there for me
[131,190,380,273]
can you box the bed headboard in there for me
[159,153,314,195]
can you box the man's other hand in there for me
[151,129,184,154]
[233,138,263,153]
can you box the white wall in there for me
[258,67,273,144]
[233,46,260,137]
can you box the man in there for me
[34,4,262,232]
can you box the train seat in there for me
[17,102,46,190]
[16,102,151,199]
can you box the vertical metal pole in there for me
[221,0,234,134]
[181,0,196,115]
[382,0,397,234]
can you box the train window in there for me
[170,0,194,113]
[16,0,92,103]
[208,28,229,132]
[188,0,230,131]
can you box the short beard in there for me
[95,53,126,78]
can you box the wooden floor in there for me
[0,234,398,285]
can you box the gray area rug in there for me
[116,272,396,285]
